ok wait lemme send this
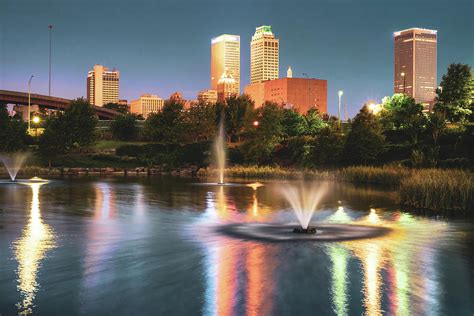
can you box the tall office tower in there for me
[250,25,279,84]
[130,94,164,118]
[87,64,120,106]
[394,28,437,104]
[211,34,240,94]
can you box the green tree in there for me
[0,104,29,152]
[39,98,97,156]
[183,102,217,142]
[310,127,345,165]
[281,109,305,138]
[343,106,386,165]
[143,101,184,143]
[224,95,255,142]
[302,108,328,136]
[434,63,473,123]
[241,102,284,164]
[427,111,447,145]
[103,102,129,114]
[111,114,138,141]
[381,94,426,144]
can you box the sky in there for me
[1,0,473,117]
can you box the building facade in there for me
[130,94,164,118]
[394,28,437,104]
[250,25,279,84]
[197,89,218,104]
[87,64,120,106]
[244,77,327,114]
[217,68,238,102]
[211,34,240,94]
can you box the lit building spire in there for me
[287,66,293,78]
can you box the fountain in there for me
[280,183,327,234]
[213,118,226,185]
[0,152,29,181]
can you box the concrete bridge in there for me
[0,90,120,119]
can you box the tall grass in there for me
[337,166,412,185]
[399,169,473,213]
[198,165,335,180]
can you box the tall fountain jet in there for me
[213,118,226,185]
[281,183,327,234]
[0,152,29,181]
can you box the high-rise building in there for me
[130,94,164,118]
[244,77,327,114]
[211,34,240,94]
[394,28,437,104]
[217,68,238,102]
[197,89,218,104]
[87,64,120,106]
[250,25,279,84]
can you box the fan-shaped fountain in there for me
[280,183,327,234]
[0,152,29,182]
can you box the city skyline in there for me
[1,0,473,117]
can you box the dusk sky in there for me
[1,0,473,117]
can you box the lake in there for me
[0,177,473,315]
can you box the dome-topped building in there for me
[217,68,238,102]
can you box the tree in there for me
[343,106,386,164]
[143,101,184,143]
[0,104,29,152]
[301,108,328,136]
[427,111,447,145]
[224,94,255,142]
[311,127,345,165]
[39,98,97,156]
[183,102,216,142]
[381,94,426,144]
[103,102,129,114]
[111,114,138,141]
[241,102,284,164]
[434,63,473,123]
[281,109,305,138]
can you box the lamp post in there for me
[48,25,53,97]
[338,90,343,130]
[28,75,34,133]
[401,72,406,94]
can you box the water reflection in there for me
[328,244,349,315]
[13,182,56,315]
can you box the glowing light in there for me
[14,182,56,315]
[32,116,40,124]
[367,103,382,115]
[328,206,351,223]
[367,208,381,224]
[338,90,343,97]
[253,120,259,127]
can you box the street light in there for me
[338,90,343,129]
[401,72,406,94]
[28,75,34,133]
[253,120,259,127]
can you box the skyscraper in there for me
[87,64,120,106]
[250,25,279,84]
[394,28,437,104]
[211,34,240,94]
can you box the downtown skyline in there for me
[1,0,473,117]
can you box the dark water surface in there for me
[0,177,473,315]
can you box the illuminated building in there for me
[217,68,238,102]
[197,89,218,104]
[130,94,164,118]
[86,64,120,106]
[394,28,437,104]
[244,77,327,114]
[250,25,279,84]
[211,34,240,94]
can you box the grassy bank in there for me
[200,165,473,213]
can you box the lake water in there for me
[0,177,473,315]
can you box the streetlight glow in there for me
[253,120,259,127]
[32,116,40,124]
